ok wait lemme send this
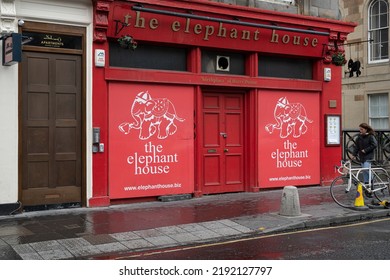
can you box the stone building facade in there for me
[339,0,390,130]
[209,0,340,19]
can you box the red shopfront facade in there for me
[90,0,355,206]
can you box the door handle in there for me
[220,132,227,138]
[224,149,229,152]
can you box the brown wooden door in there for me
[21,52,82,206]
[202,92,245,194]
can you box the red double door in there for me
[201,91,245,194]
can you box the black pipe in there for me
[132,5,330,36]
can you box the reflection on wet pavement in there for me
[0,187,333,246]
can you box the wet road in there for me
[116,217,390,260]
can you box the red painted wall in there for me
[320,63,344,185]
[90,44,110,207]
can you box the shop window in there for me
[201,50,246,75]
[369,93,389,129]
[109,42,187,71]
[368,0,389,63]
[258,55,313,79]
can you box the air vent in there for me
[216,55,230,71]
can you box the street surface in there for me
[116,217,390,260]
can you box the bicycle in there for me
[330,160,390,209]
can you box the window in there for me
[369,93,389,129]
[202,50,246,75]
[368,0,389,62]
[109,42,187,71]
[258,55,313,80]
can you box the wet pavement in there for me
[0,185,389,260]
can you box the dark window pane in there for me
[382,42,389,59]
[109,42,187,71]
[380,13,388,28]
[258,56,313,80]
[380,0,388,14]
[372,15,379,29]
[372,1,379,15]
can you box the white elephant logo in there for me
[265,97,313,138]
[118,91,185,140]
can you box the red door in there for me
[201,91,245,194]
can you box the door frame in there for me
[195,87,255,196]
[18,22,87,207]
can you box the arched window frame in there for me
[368,0,389,63]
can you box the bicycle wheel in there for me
[330,175,358,208]
[373,172,390,202]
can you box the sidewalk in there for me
[1,185,389,260]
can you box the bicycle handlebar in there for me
[336,160,351,175]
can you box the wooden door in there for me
[21,52,82,206]
[202,92,245,194]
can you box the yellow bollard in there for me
[379,200,389,207]
[354,183,365,207]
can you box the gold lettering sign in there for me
[22,31,82,50]
[123,11,320,48]
[40,35,64,48]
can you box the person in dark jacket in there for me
[351,123,378,184]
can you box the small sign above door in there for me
[22,32,82,50]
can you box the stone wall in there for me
[0,0,17,34]
[209,0,340,19]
